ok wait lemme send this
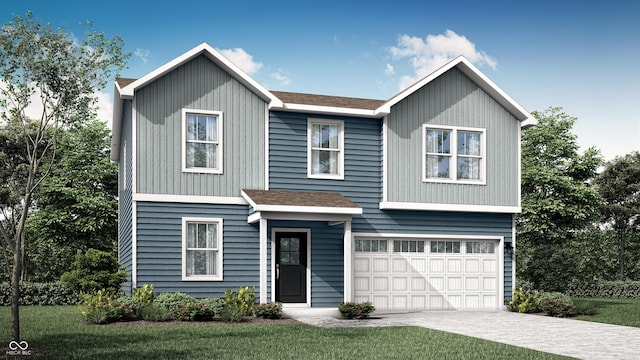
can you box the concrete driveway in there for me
[284,308,640,360]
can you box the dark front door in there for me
[275,232,307,303]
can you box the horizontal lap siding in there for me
[136,202,260,298]
[118,99,133,293]
[270,110,514,302]
[269,220,344,307]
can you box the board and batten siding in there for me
[135,54,266,197]
[118,99,134,293]
[268,220,345,307]
[269,110,514,300]
[387,67,520,207]
[135,202,260,298]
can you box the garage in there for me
[353,238,501,310]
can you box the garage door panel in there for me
[355,258,370,272]
[465,258,480,273]
[430,276,445,291]
[411,276,427,291]
[392,295,408,309]
[392,276,408,291]
[411,258,427,272]
[483,259,496,272]
[354,238,500,311]
[465,277,480,291]
[465,295,480,308]
[373,258,389,272]
[373,277,389,291]
[483,277,497,291]
[447,277,463,291]
[392,258,407,272]
[447,258,463,273]
[354,276,370,291]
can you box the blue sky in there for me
[3,0,639,160]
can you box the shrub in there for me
[200,297,226,318]
[540,291,572,302]
[132,283,155,305]
[114,296,143,320]
[61,249,126,294]
[78,289,115,324]
[220,303,245,322]
[567,281,640,299]
[0,282,79,305]
[140,303,174,322]
[339,301,375,319]
[539,298,576,317]
[155,292,196,312]
[507,288,541,313]
[254,302,283,319]
[109,297,141,322]
[224,286,256,316]
[174,300,214,321]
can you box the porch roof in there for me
[241,189,362,223]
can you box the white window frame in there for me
[182,217,223,281]
[307,118,344,180]
[181,109,223,174]
[422,125,486,184]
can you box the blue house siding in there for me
[268,220,345,307]
[118,99,133,293]
[135,202,260,298]
[270,110,514,302]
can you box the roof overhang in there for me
[241,189,362,224]
[376,56,537,128]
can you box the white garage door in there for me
[353,238,500,310]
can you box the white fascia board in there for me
[250,211,352,224]
[110,84,123,163]
[379,201,521,214]
[254,204,362,215]
[134,193,248,205]
[376,56,536,127]
[118,43,282,108]
[273,103,385,118]
[240,190,258,209]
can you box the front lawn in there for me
[0,306,568,359]
[572,298,640,328]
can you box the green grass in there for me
[0,306,568,359]
[572,298,640,327]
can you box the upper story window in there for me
[182,109,223,174]
[308,119,344,179]
[423,125,485,184]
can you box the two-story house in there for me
[111,43,535,311]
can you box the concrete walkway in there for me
[283,308,640,360]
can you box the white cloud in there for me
[384,63,395,76]
[135,48,151,63]
[95,90,113,128]
[389,30,497,89]
[218,48,263,75]
[271,71,291,86]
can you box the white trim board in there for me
[379,201,521,213]
[133,193,247,205]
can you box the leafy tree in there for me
[594,151,640,280]
[61,248,126,294]
[517,107,603,291]
[0,12,128,341]
[26,120,118,281]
